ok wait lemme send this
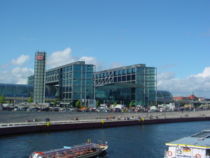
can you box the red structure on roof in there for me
[173,96,187,101]
[173,94,198,101]
[188,95,198,100]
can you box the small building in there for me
[188,95,198,101]
[174,94,199,102]
[173,96,187,101]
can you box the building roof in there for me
[173,95,198,101]
[157,90,173,97]
[166,130,210,148]
[173,96,187,100]
[188,95,198,100]
[0,83,32,87]
[47,61,94,72]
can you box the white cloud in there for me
[0,67,33,84]
[12,67,34,84]
[12,55,29,65]
[194,67,210,78]
[158,67,210,97]
[0,48,104,84]
[158,72,175,81]
[79,56,97,65]
[47,48,75,69]
[111,62,123,69]
[79,56,102,70]
[47,48,103,70]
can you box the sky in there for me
[0,0,210,97]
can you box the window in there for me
[122,76,126,81]
[132,68,136,73]
[122,69,125,75]
[118,76,121,81]
[114,77,117,82]
[206,149,210,156]
[118,70,122,75]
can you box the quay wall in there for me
[1,116,210,136]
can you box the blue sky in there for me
[0,0,210,97]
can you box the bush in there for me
[75,100,82,108]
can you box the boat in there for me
[164,130,210,158]
[29,142,108,158]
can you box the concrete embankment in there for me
[1,110,210,136]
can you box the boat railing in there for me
[42,143,98,155]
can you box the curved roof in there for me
[157,90,173,97]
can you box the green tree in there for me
[96,100,100,108]
[27,97,33,103]
[128,101,132,108]
[113,102,117,106]
[52,99,60,107]
[0,96,5,104]
[75,100,82,109]
[128,101,136,108]
[132,101,136,107]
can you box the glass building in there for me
[0,83,32,98]
[27,75,34,87]
[29,61,95,104]
[94,64,157,106]
[157,90,173,104]
[34,52,46,103]
[29,60,156,106]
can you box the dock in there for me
[1,110,210,136]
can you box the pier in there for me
[1,110,210,136]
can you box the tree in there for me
[96,100,100,108]
[128,101,136,108]
[52,99,60,107]
[132,101,136,107]
[75,100,82,109]
[113,102,117,106]
[0,96,5,104]
[27,97,33,103]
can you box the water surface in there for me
[0,121,210,158]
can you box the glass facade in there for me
[27,75,34,86]
[29,61,95,104]
[29,61,156,106]
[157,90,173,104]
[33,52,46,103]
[95,64,157,106]
[0,83,32,98]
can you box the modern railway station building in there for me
[28,52,157,106]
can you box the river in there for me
[0,121,210,158]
